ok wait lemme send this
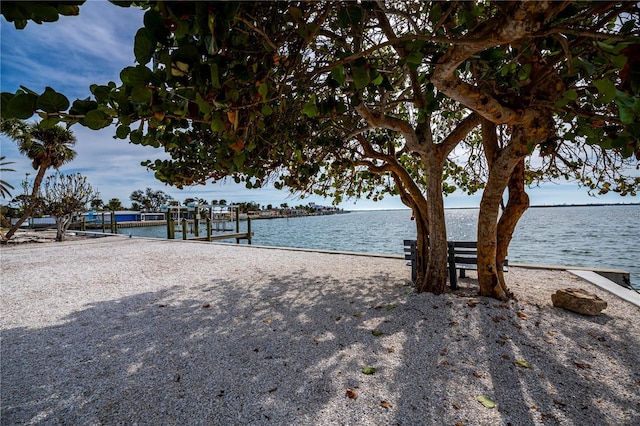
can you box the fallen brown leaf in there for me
[574,361,591,369]
[263,318,272,323]
[387,347,395,353]
[502,354,511,360]
[473,371,482,378]
[467,300,478,308]
[202,303,211,308]
[545,339,554,344]
[380,400,392,409]
[453,402,461,410]
[346,388,357,399]
[517,312,528,320]
[158,304,167,308]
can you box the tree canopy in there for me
[1,1,638,297]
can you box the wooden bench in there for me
[403,240,508,290]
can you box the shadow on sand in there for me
[2,271,639,425]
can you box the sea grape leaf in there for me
[37,87,69,113]
[84,109,112,130]
[477,395,496,408]
[134,28,155,65]
[593,79,616,103]
[6,93,37,119]
[361,366,376,375]
[352,66,369,89]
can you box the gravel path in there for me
[1,236,639,425]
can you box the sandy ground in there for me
[1,235,639,425]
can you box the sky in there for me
[1,1,637,211]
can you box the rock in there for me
[551,288,607,316]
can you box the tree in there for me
[41,172,98,241]
[90,198,104,210]
[106,198,122,211]
[0,156,16,198]
[129,187,172,211]
[0,119,76,242]
[430,2,640,299]
[1,2,637,297]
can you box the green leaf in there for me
[258,82,269,99]
[6,93,37,119]
[38,115,61,129]
[618,106,635,125]
[234,151,246,168]
[131,86,153,103]
[261,104,273,116]
[563,89,578,101]
[302,94,318,118]
[120,66,151,88]
[386,304,397,311]
[331,65,345,86]
[593,79,616,104]
[196,93,212,117]
[91,85,112,104]
[371,73,384,86]
[210,63,221,89]
[477,395,496,408]
[116,124,130,139]
[515,360,531,368]
[337,5,363,28]
[70,99,98,116]
[371,329,384,336]
[518,63,532,81]
[210,116,225,132]
[134,28,155,65]
[84,109,112,130]
[352,66,369,89]
[130,129,143,144]
[406,51,423,65]
[361,366,376,375]
[36,87,69,113]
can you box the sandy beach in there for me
[1,235,639,425]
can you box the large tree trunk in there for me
[477,128,529,300]
[416,164,448,294]
[496,158,529,286]
[2,164,48,242]
[412,203,429,287]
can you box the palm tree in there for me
[0,119,77,241]
[106,198,123,211]
[0,156,16,198]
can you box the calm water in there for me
[124,205,639,289]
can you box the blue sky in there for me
[1,1,637,210]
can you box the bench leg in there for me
[448,262,458,290]
[459,269,466,278]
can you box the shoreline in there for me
[2,237,639,425]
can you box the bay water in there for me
[125,205,639,289]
